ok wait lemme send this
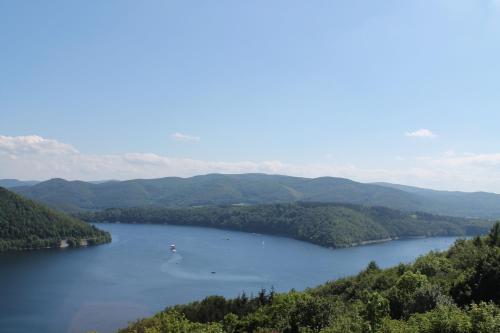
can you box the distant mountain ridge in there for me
[0,179,114,188]
[0,179,40,188]
[10,173,500,218]
[374,182,500,219]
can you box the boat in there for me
[170,244,176,252]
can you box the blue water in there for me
[0,223,461,333]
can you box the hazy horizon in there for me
[2,1,500,192]
[3,172,500,195]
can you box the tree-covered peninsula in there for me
[120,223,500,333]
[79,202,491,249]
[0,187,111,252]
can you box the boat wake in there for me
[160,253,265,282]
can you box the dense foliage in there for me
[13,174,500,218]
[79,202,491,248]
[0,187,111,252]
[119,223,500,333]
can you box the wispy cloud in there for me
[432,151,500,167]
[171,132,200,142]
[405,129,437,139]
[0,135,78,155]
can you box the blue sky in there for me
[1,0,500,191]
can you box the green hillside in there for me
[375,182,500,218]
[119,223,500,333]
[13,174,500,218]
[79,202,490,249]
[0,187,111,252]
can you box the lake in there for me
[0,223,461,333]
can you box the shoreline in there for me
[92,220,467,251]
[0,237,110,253]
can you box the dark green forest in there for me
[79,202,491,249]
[0,187,111,252]
[119,223,500,333]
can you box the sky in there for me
[1,0,500,192]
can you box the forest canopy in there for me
[0,187,111,252]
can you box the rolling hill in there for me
[375,182,500,218]
[0,186,111,252]
[10,174,500,218]
[0,179,39,188]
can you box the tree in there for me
[468,302,500,333]
[222,313,239,333]
[488,222,500,246]
[365,292,390,331]
[388,271,435,319]
[406,305,472,333]
[451,247,500,305]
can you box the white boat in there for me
[170,244,176,252]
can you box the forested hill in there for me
[78,202,491,249]
[0,187,111,252]
[12,174,500,218]
[375,182,500,219]
[119,224,500,333]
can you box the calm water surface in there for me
[0,223,461,333]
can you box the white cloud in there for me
[0,135,79,155]
[2,135,500,193]
[405,129,437,139]
[171,132,200,142]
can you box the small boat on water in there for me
[170,244,176,252]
